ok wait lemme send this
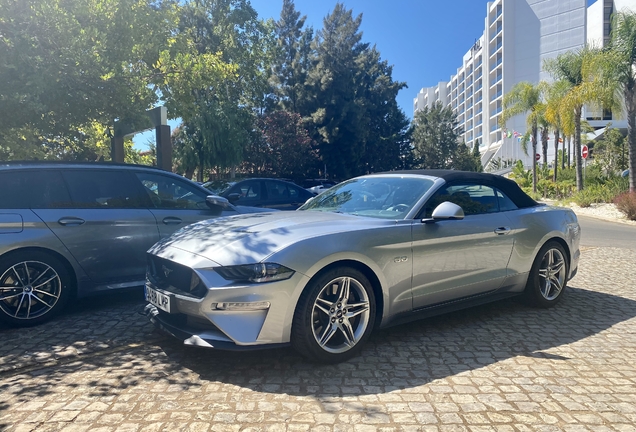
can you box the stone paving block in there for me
[1,248,636,431]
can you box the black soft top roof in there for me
[379,169,538,209]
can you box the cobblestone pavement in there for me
[1,246,636,432]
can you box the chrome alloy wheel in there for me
[0,261,62,320]
[310,276,371,354]
[538,248,566,301]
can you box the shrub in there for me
[572,184,615,207]
[614,192,636,221]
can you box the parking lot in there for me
[1,246,635,432]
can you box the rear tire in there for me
[0,251,72,326]
[523,241,568,308]
[291,267,376,363]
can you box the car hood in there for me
[149,211,392,267]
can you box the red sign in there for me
[535,153,541,161]
[582,145,589,159]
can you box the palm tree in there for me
[544,47,607,191]
[542,80,571,181]
[585,11,636,192]
[501,82,543,192]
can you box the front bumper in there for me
[145,304,290,351]
[144,266,310,349]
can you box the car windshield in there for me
[299,176,435,219]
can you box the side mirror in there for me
[423,201,465,223]
[206,195,231,212]
[227,193,241,203]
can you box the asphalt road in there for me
[577,215,636,249]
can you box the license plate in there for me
[145,285,173,313]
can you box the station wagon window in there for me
[63,170,148,209]
[136,172,209,210]
[227,180,262,205]
[422,183,516,217]
[0,170,71,209]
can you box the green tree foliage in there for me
[305,3,407,180]
[593,125,628,174]
[270,0,313,113]
[544,47,609,191]
[585,11,636,192]
[0,0,176,158]
[501,82,543,192]
[243,111,317,180]
[164,0,272,178]
[411,102,461,169]
[472,140,484,172]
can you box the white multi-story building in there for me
[414,0,635,169]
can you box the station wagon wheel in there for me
[292,267,376,363]
[0,251,72,327]
[523,241,569,308]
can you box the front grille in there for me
[147,254,208,299]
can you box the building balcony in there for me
[490,42,502,57]
[490,58,502,71]
[490,75,502,87]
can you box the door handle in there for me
[494,226,511,235]
[162,217,182,225]
[58,217,85,226]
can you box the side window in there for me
[63,170,149,209]
[230,181,262,204]
[423,183,499,217]
[136,172,209,210]
[496,189,518,212]
[0,170,72,209]
[265,181,289,200]
[294,185,314,201]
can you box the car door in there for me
[32,169,160,286]
[135,171,233,238]
[411,183,515,309]
[264,180,314,210]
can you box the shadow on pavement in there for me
[0,283,634,423]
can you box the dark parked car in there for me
[0,162,272,326]
[221,178,315,210]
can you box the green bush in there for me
[571,184,620,207]
[614,192,636,220]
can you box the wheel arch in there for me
[540,236,571,271]
[298,259,385,329]
[0,247,79,297]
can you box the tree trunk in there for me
[574,107,583,191]
[532,123,538,193]
[567,136,571,169]
[561,133,565,171]
[554,129,560,182]
[541,128,549,166]
[627,89,636,193]
[185,168,195,180]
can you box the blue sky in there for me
[134,0,598,149]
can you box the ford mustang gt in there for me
[144,170,581,363]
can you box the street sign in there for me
[582,145,589,159]
[536,153,541,161]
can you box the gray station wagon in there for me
[0,162,271,326]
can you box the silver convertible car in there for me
[145,170,581,363]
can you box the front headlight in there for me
[215,263,295,283]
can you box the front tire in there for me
[523,241,569,308]
[0,251,72,326]
[292,267,376,363]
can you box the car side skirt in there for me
[381,290,522,329]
